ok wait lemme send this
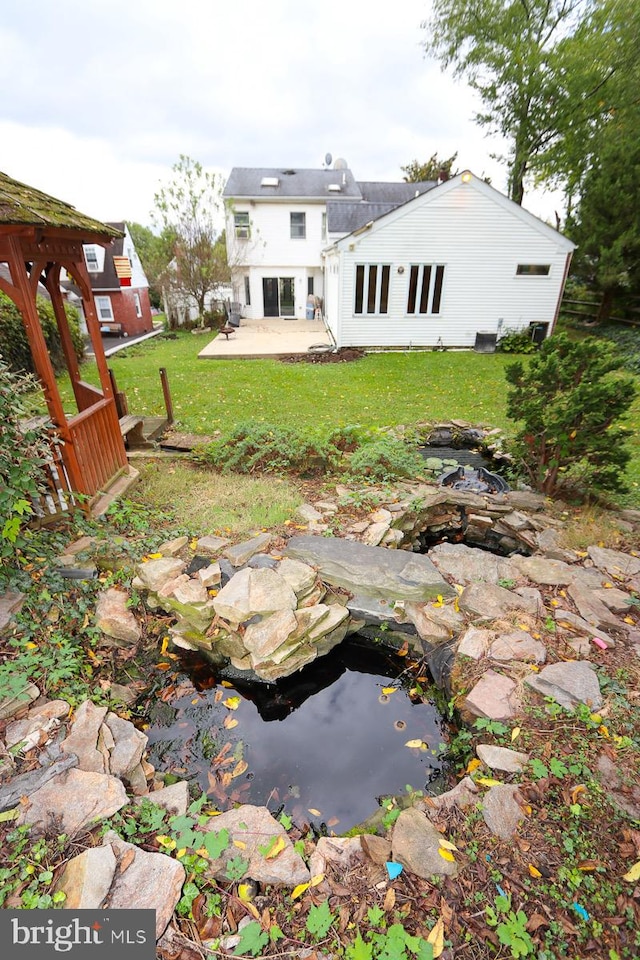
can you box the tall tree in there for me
[153,155,229,324]
[401,152,459,182]
[569,102,640,322]
[126,222,176,309]
[421,0,623,205]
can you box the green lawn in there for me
[57,332,640,504]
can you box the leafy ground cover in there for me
[1,469,640,959]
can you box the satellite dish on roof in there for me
[333,157,348,170]
[324,152,333,167]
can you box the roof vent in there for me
[282,169,296,176]
[261,177,279,187]
[328,183,342,192]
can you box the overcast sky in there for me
[1,0,562,229]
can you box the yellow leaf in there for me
[221,680,235,688]
[238,883,254,901]
[466,758,482,774]
[224,716,238,730]
[291,882,310,900]
[603,581,614,588]
[476,777,502,787]
[397,641,409,657]
[232,760,248,779]
[382,687,398,696]
[623,861,640,882]
[161,636,169,655]
[624,616,635,624]
[233,840,247,850]
[599,725,610,738]
[195,846,208,858]
[453,596,460,613]
[155,662,172,671]
[224,696,241,710]
[432,595,444,608]
[155,835,176,850]
[265,836,286,860]
[427,917,444,957]
[148,552,163,560]
[438,847,455,862]
[405,739,427,750]
[438,838,458,852]
[308,808,322,816]
[528,864,542,878]
[571,785,586,804]
[511,727,521,742]
[25,641,38,650]
[176,848,187,859]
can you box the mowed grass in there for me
[56,331,640,504]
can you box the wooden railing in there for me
[67,397,128,498]
[560,294,640,326]
[30,433,76,523]
[74,380,105,412]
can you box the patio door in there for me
[262,277,295,317]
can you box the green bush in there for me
[505,333,637,497]
[0,356,52,568]
[197,421,342,476]
[0,292,84,375]
[496,327,537,354]
[346,435,425,483]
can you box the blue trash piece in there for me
[572,903,589,921]
[386,861,403,880]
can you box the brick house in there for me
[82,222,153,337]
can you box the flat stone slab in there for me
[477,744,529,773]
[392,807,458,878]
[18,768,128,836]
[429,543,519,585]
[285,536,454,601]
[587,545,640,580]
[464,670,521,720]
[482,784,526,840]
[526,660,602,710]
[459,582,539,619]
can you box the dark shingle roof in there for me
[86,223,126,290]
[0,171,121,239]
[327,201,402,234]
[357,181,435,202]
[223,167,362,200]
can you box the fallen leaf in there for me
[466,758,482,773]
[264,836,286,860]
[440,898,453,925]
[577,860,599,872]
[438,838,458,852]
[221,680,235,688]
[475,776,502,787]
[310,874,324,887]
[231,760,248,779]
[528,864,542,878]
[427,917,445,957]
[224,696,241,710]
[308,808,322,817]
[383,887,396,911]
[224,716,238,730]
[571,785,586,804]
[511,727,521,742]
[233,840,247,850]
[623,861,640,882]
[381,686,398,696]
[397,640,409,657]
[438,848,455,862]
[119,848,136,874]
[291,882,310,900]
[405,739,428,750]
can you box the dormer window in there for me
[84,246,100,272]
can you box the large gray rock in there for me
[587,545,640,580]
[285,536,454,601]
[224,534,272,567]
[95,588,141,645]
[464,670,521,720]
[55,845,117,908]
[526,661,602,710]
[213,568,297,624]
[134,781,189,817]
[60,700,108,773]
[135,557,186,592]
[567,581,623,631]
[104,713,148,780]
[459,582,539,619]
[403,600,464,644]
[276,558,318,597]
[482,784,526,840]
[476,744,529,773]
[392,807,458,878]
[5,699,69,751]
[429,543,519,585]
[0,754,78,813]
[554,609,616,647]
[0,589,25,635]
[489,630,547,664]
[202,805,310,887]
[18,768,127,836]
[102,831,186,939]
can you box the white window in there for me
[354,264,390,315]
[84,246,100,272]
[134,292,142,317]
[290,212,306,239]
[234,212,251,239]
[95,296,114,321]
[406,264,445,315]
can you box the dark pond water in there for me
[419,443,492,470]
[146,637,449,831]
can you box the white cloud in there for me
[0,0,564,228]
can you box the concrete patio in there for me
[197,317,333,359]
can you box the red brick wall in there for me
[107,287,154,337]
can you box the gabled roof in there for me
[330,171,576,251]
[223,167,362,200]
[328,181,436,234]
[356,181,435,203]
[0,171,121,239]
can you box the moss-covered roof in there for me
[0,171,122,239]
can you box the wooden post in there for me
[109,368,129,417]
[159,367,174,424]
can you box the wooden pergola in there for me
[0,171,128,507]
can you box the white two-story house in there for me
[224,165,574,349]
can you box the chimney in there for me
[438,169,449,183]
